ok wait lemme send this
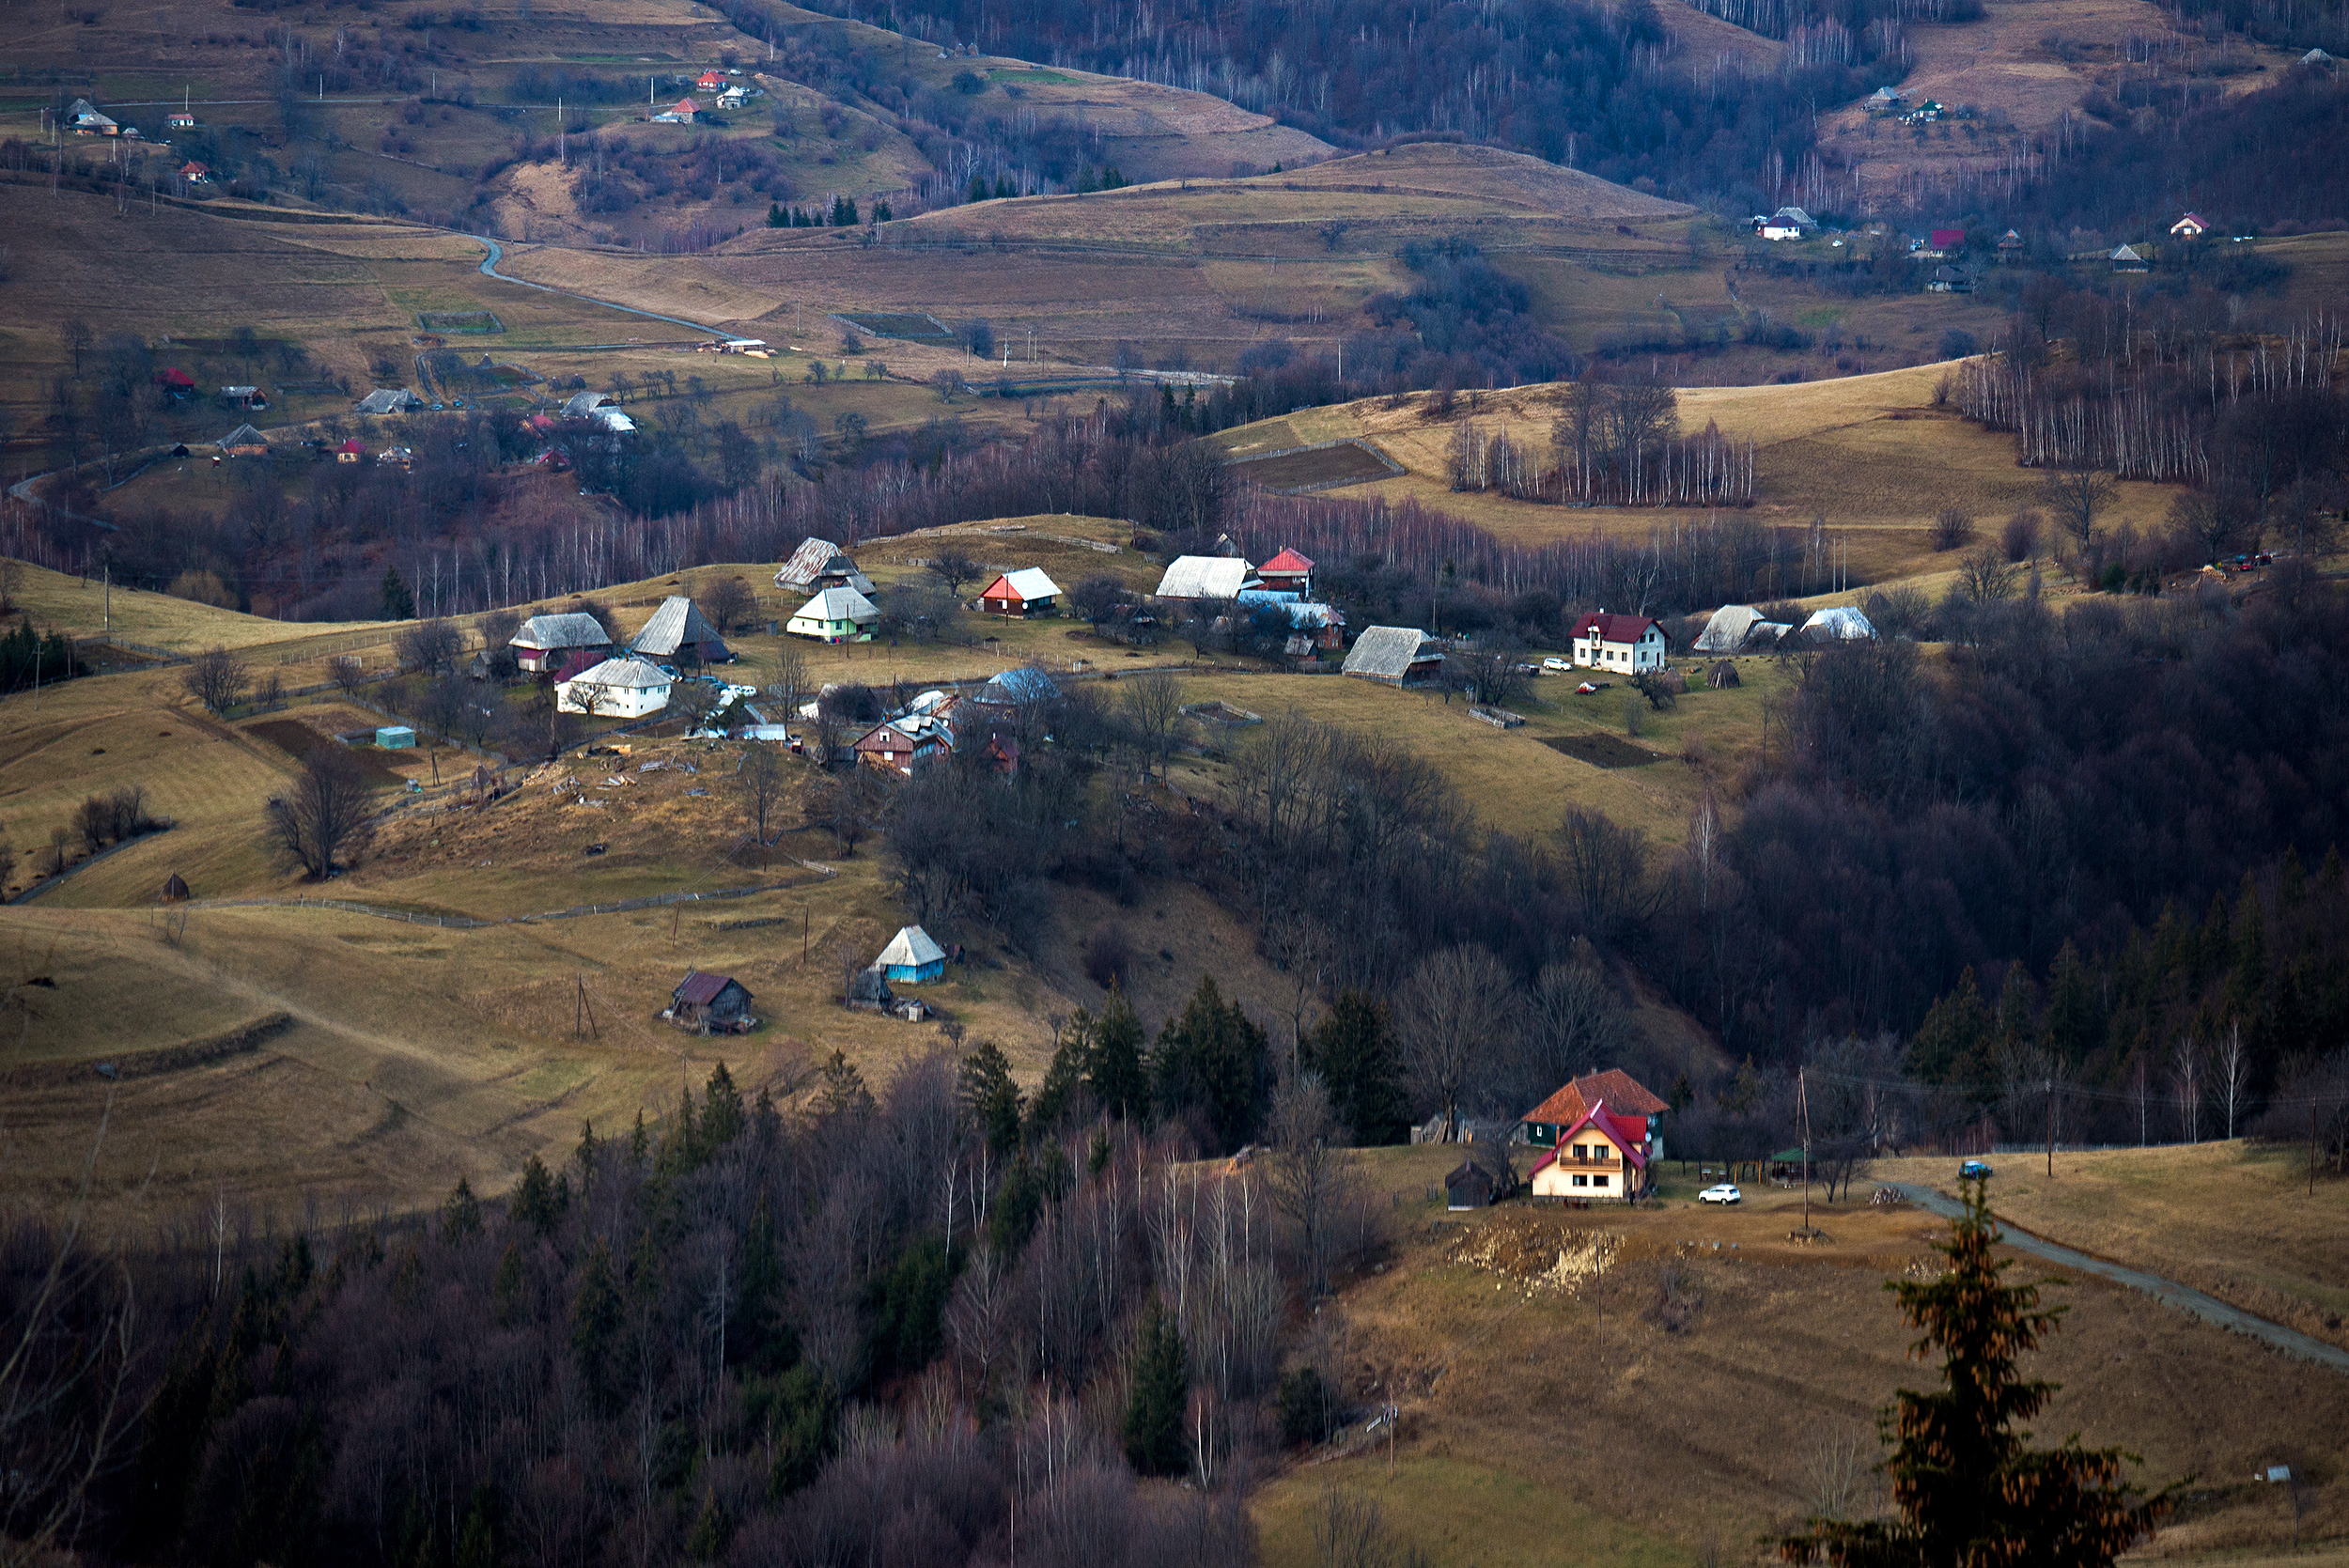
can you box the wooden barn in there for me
[669,970,754,1032]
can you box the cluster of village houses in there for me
[509,535,1889,764]
[1752,197,2233,286]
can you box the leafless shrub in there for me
[1641,1260,1703,1333]
[329,653,366,695]
[1929,507,1976,551]
[1800,1427,1881,1523]
[2000,509,2042,563]
[1082,923,1132,989]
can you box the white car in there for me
[1542,656,1572,672]
[1699,1184,1742,1204]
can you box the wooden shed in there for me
[669,970,754,1033]
[1445,1160,1496,1210]
[160,873,190,902]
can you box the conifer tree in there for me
[1907,969,1989,1087]
[380,566,416,621]
[509,1153,568,1235]
[1085,982,1149,1121]
[702,1061,744,1148]
[1150,974,1272,1152]
[491,1242,525,1327]
[1123,1301,1190,1478]
[1303,989,1408,1144]
[1779,1179,2172,1565]
[957,1038,1023,1154]
[568,1241,623,1412]
[629,1108,649,1167]
[441,1176,483,1243]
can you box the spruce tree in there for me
[568,1241,623,1412]
[1123,1301,1190,1478]
[1151,974,1271,1152]
[509,1153,567,1234]
[380,566,416,620]
[1779,1178,2172,1565]
[702,1061,744,1148]
[441,1176,483,1243]
[1907,969,1989,1087]
[1304,989,1407,1144]
[1085,982,1148,1121]
[491,1242,525,1327]
[957,1039,1023,1154]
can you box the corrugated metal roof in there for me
[981,567,1061,601]
[563,656,669,690]
[1693,605,1759,652]
[775,536,843,588]
[1154,556,1257,599]
[675,970,739,1007]
[513,613,612,650]
[793,586,879,622]
[877,925,945,968]
[981,666,1059,704]
[1258,547,1315,575]
[1800,606,1875,641]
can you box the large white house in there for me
[1568,611,1666,673]
[557,656,672,717]
[787,585,879,643]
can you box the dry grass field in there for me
[1877,1142,2349,1354]
[1247,1145,2349,1566]
[1221,362,2197,586]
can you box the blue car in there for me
[1959,1159,1994,1180]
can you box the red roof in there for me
[668,98,699,116]
[1523,1068,1668,1126]
[336,438,366,453]
[1931,227,1965,249]
[697,70,725,85]
[1258,547,1315,575]
[155,367,195,387]
[1568,612,1660,646]
[1553,1101,1649,1170]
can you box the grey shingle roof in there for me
[1342,626,1438,682]
[512,612,612,650]
[630,595,729,660]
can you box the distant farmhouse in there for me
[510,612,613,676]
[1342,626,1442,685]
[1567,611,1665,673]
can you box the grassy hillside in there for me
[1247,1143,2349,1565]
[1214,361,2200,586]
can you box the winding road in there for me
[1891,1184,2349,1376]
[469,234,732,338]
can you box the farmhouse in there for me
[695,70,727,90]
[1568,610,1665,673]
[220,385,267,409]
[154,367,195,399]
[978,666,1059,707]
[876,924,947,982]
[775,536,876,594]
[853,716,951,776]
[975,567,1062,616]
[510,612,614,675]
[1254,547,1315,597]
[178,160,210,184]
[2170,211,2208,239]
[1929,227,1966,254]
[787,585,879,643]
[355,388,418,414]
[2110,243,2150,272]
[653,97,701,123]
[335,439,366,463]
[1996,228,2026,261]
[1154,555,1259,601]
[668,970,754,1033]
[1527,1101,1649,1201]
[556,656,672,717]
[1522,1067,1671,1159]
[1342,626,1442,686]
[630,595,731,665]
[1236,590,1344,650]
[167,110,196,130]
[216,424,269,458]
[1755,206,1815,241]
[69,101,118,135]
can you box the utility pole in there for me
[1798,1064,1811,1232]
[2046,1074,2055,1177]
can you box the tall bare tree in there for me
[182,645,247,715]
[925,547,983,598]
[1263,1070,1350,1297]
[2039,467,2119,558]
[739,741,787,848]
[268,746,372,878]
[1394,944,1517,1141]
[698,574,759,634]
[1120,668,1184,783]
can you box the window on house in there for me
[1594,1173,1610,1188]
[1572,1173,1587,1188]
[1571,1143,1585,1159]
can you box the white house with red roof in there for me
[1568,610,1666,673]
[1521,1068,1670,1159]
[976,567,1061,617]
[1528,1101,1648,1201]
[1255,547,1315,597]
[2170,211,2209,239]
[653,97,700,123]
[695,70,727,91]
